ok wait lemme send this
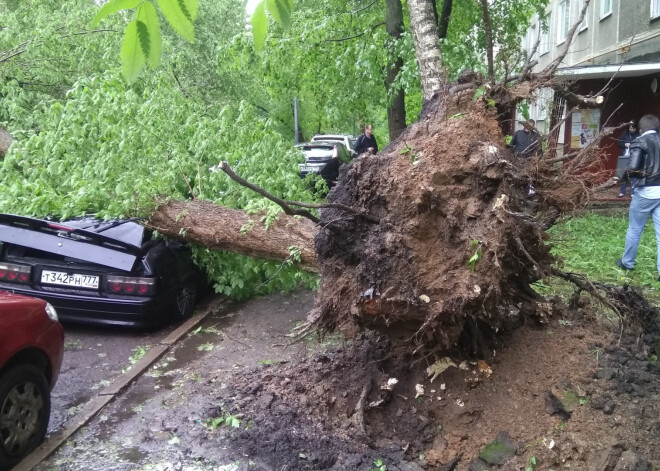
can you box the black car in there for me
[0,214,203,328]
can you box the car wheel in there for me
[175,282,196,319]
[0,365,50,469]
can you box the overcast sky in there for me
[245,0,261,15]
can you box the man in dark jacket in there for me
[616,114,660,277]
[509,119,541,158]
[354,124,378,155]
[617,121,640,197]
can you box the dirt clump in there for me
[311,99,580,356]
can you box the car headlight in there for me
[45,303,59,322]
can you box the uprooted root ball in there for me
[311,102,576,356]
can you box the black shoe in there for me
[616,258,632,271]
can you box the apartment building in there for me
[522,0,660,171]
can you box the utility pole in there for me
[293,97,300,144]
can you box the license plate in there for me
[41,270,99,289]
[300,166,319,173]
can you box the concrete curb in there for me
[14,297,222,471]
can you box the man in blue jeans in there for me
[616,114,660,278]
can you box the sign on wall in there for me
[571,109,601,149]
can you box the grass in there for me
[549,212,660,288]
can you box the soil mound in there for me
[312,101,559,355]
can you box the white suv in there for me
[310,134,357,157]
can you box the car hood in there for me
[0,214,142,271]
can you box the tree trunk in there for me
[147,199,319,273]
[0,127,14,156]
[385,0,406,141]
[437,0,453,40]
[478,0,495,81]
[407,0,444,101]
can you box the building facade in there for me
[521,0,660,173]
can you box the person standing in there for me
[354,124,378,155]
[617,121,640,197]
[509,119,541,158]
[616,114,660,278]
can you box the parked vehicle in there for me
[0,214,204,328]
[296,142,352,179]
[310,134,357,157]
[0,291,64,469]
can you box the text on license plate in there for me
[41,270,99,289]
[301,166,319,172]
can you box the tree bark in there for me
[0,127,15,156]
[147,199,319,273]
[407,0,445,101]
[437,0,453,40]
[385,0,406,141]
[478,0,495,82]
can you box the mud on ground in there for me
[37,290,659,471]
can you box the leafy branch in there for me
[92,0,199,82]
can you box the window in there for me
[579,1,589,31]
[540,13,551,55]
[600,0,612,19]
[652,0,660,19]
[528,23,538,59]
[557,0,570,42]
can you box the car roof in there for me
[58,218,145,247]
[0,214,143,271]
[311,134,354,140]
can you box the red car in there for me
[0,290,64,469]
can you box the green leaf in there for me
[251,1,267,52]
[178,0,198,22]
[156,0,195,42]
[266,0,292,28]
[136,2,161,68]
[92,0,141,27]
[120,19,146,83]
[136,21,150,62]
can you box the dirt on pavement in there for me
[35,289,659,471]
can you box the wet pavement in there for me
[33,290,315,470]
[49,320,182,434]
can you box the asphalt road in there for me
[48,321,180,434]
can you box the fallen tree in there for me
[148,0,645,356]
[0,126,14,157]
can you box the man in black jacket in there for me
[354,124,378,155]
[509,119,541,158]
[616,114,660,278]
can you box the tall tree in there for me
[407,0,444,101]
[385,0,406,140]
[437,0,453,39]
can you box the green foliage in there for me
[250,1,268,52]
[92,0,199,81]
[468,239,482,272]
[440,0,549,80]
[518,101,531,121]
[129,345,150,364]
[525,456,539,471]
[205,412,241,430]
[0,0,319,301]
